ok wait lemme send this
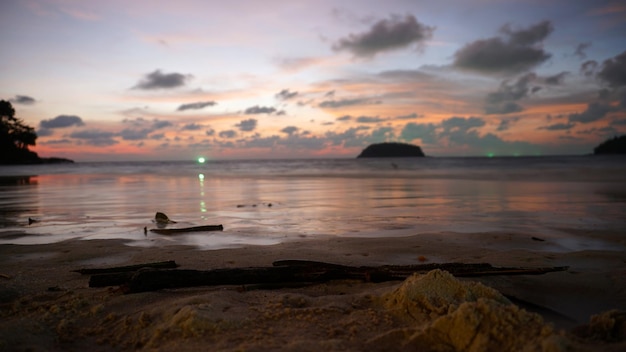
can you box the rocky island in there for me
[593,135,626,155]
[357,142,425,158]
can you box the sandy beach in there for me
[1,229,625,351]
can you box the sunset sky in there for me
[1,0,625,161]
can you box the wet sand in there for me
[1,230,625,351]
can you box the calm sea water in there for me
[1,156,625,251]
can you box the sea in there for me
[1,156,625,251]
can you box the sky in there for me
[1,0,625,161]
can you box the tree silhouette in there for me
[1,100,39,164]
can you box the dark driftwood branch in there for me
[73,260,179,275]
[81,259,569,293]
[149,225,223,234]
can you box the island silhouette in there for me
[357,142,425,158]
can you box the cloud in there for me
[568,102,614,123]
[395,113,420,120]
[400,122,438,144]
[10,95,36,105]
[177,101,216,111]
[281,126,299,135]
[441,116,486,132]
[133,69,191,90]
[235,118,257,132]
[539,122,575,131]
[332,14,434,58]
[70,129,117,146]
[119,128,151,141]
[497,116,521,131]
[206,128,215,136]
[356,116,384,123]
[485,73,538,114]
[598,50,626,87]
[318,97,381,108]
[182,123,203,131]
[574,42,591,59]
[337,115,352,121]
[453,21,553,74]
[580,60,598,77]
[244,105,277,114]
[219,130,237,138]
[275,89,298,101]
[545,72,568,85]
[40,115,85,128]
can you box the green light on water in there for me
[197,157,206,163]
[486,152,495,158]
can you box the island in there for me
[593,135,626,155]
[357,142,425,158]
[1,100,73,165]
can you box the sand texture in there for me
[1,231,625,351]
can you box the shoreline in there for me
[1,230,625,350]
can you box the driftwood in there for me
[79,259,569,294]
[149,225,224,235]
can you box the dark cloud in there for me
[395,113,420,120]
[10,95,36,105]
[219,130,237,138]
[332,14,434,58]
[400,122,438,144]
[337,115,352,121]
[275,89,298,100]
[244,105,277,114]
[539,122,575,131]
[206,128,215,136]
[119,128,151,141]
[356,116,384,123]
[568,102,614,123]
[177,101,216,111]
[574,42,591,59]
[441,117,485,132]
[545,72,568,85]
[40,115,85,129]
[152,119,173,129]
[281,126,299,135]
[70,130,117,146]
[485,73,537,114]
[598,50,626,87]
[580,60,598,77]
[318,97,381,108]
[133,70,191,90]
[497,116,521,131]
[182,123,203,131]
[235,118,257,132]
[453,21,553,74]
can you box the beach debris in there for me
[531,236,545,242]
[28,217,38,225]
[78,259,569,294]
[149,224,224,235]
[143,226,147,235]
[154,212,176,225]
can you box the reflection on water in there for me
[0,176,38,227]
[0,157,625,251]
